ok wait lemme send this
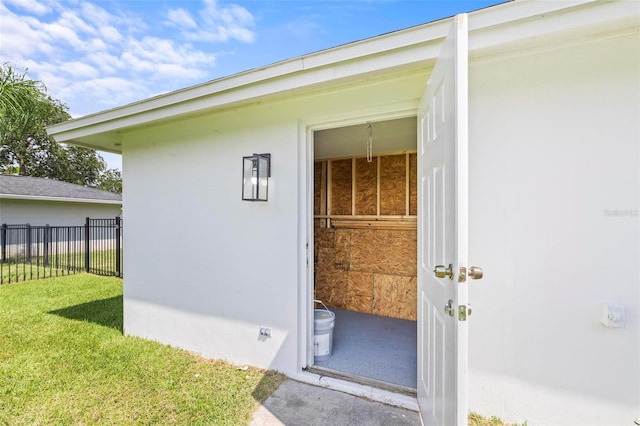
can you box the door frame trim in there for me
[297,104,419,373]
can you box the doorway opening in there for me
[310,116,418,393]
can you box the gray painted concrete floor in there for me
[314,309,417,389]
[250,380,421,426]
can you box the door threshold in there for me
[305,365,417,397]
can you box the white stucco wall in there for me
[120,71,427,374]
[119,17,638,426]
[0,199,122,226]
[467,32,639,425]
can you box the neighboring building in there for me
[47,1,639,425]
[0,175,122,225]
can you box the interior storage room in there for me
[312,116,418,391]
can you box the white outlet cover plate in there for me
[601,303,625,328]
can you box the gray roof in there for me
[0,175,122,202]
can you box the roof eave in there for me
[48,0,622,152]
[1,194,122,205]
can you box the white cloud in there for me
[155,63,206,80]
[180,0,256,43]
[186,26,254,43]
[0,7,50,58]
[86,37,107,52]
[59,10,96,36]
[121,36,216,80]
[86,52,123,74]
[120,51,154,73]
[65,77,150,109]
[0,0,253,116]
[3,0,50,16]
[27,60,75,99]
[202,0,253,27]
[59,61,99,79]
[42,21,83,46]
[80,2,113,28]
[166,8,197,29]
[100,26,122,43]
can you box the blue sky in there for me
[1,0,504,169]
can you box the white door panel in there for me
[417,14,469,426]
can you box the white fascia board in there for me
[47,23,451,144]
[47,0,605,149]
[0,194,122,205]
[47,44,443,149]
[470,0,639,54]
[469,0,596,30]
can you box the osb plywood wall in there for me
[314,153,417,321]
[380,155,406,215]
[355,158,377,215]
[314,227,417,321]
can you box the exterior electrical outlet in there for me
[259,327,271,337]
[601,304,626,328]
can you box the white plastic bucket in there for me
[314,300,335,362]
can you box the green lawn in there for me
[469,412,527,426]
[0,273,524,425]
[0,274,285,425]
[1,261,78,284]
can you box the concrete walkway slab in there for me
[250,380,421,426]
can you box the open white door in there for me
[417,14,470,426]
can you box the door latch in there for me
[459,266,484,282]
[444,299,454,317]
[458,305,468,321]
[434,264,454,280]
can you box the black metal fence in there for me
[0,217,122,284]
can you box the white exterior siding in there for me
[121,72,428,373]
[121,30,640,423]
[467,32,640,424]
[0,199,121,226]
[46,2,639,424]
[122,110,301,372]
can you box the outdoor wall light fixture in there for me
[242,153,271,201]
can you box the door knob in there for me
[444,299,454,317]
[434,264,453,280]
[468,266,483,280]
